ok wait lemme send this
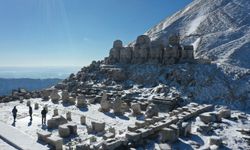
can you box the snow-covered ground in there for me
[0,98,250,150]
[0,98,161,149]
[0,139,16,150]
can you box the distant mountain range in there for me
[0,66,81,79]
[0,78,62,96]
[0,67,81,96]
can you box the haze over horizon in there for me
[0,0,192,67]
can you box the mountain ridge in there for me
[140,0,250,75]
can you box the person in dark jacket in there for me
[12,106,18,122]
[29,106,33,121]
[41,107,47,125]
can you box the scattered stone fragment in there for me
[131,103,142,115]
[218,108,231,119]
[77,95,87,107]
[34,103,39,110]
[26,100,31,106]
[180,122,191,137]
[50,90,60,103]
[113,98,124,115]
[61,90,70,103]
[159,143,171,150]
[76,143,90,150]
[128,125,138,132]
[209,136,222,146]
[135,121,145,128]
[145,103,159,118]
[99,93,111,112]
[199,112,221,124]
[53,109,59,116]
[103,132,115,140]
[69,97,76,105]
[66,111,72,121]
[80,115,86,125]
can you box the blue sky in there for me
[0,0,192,67]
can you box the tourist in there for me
[12,106,18,122]
[41,107,47,125]
[29,105,33,121]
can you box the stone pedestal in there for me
[47,136,63,150]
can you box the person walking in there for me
[29,106,33,121]
[41,107,47,125]
[12,106,18,122]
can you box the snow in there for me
[0,139,16,150]
[0,121,48,150]
[187,14,207,35]
[0,98,165,149]
[192,37,201,51]
[143,0,250,74]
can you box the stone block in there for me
[218,109,231,119]
[58,124,70,138]
[47,116,67,129]
[160,128,178,143]
[92,121,105,132]
[103,139,123,150]
[103,132,115,140]
[37,130,52,143]
[76,143,90,150]
[181,122,191,137]
[131,103,142,115]
[67,123,78,135]
[145,118,154,126]
[199,112,221,124]
[127,125,138,132]
[135,121,145,128]
[125,132,141,142]
[169,124,180,137]
[47,136,63,150]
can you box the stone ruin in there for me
[105,34,194,65]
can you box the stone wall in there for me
[105,34,194,65]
